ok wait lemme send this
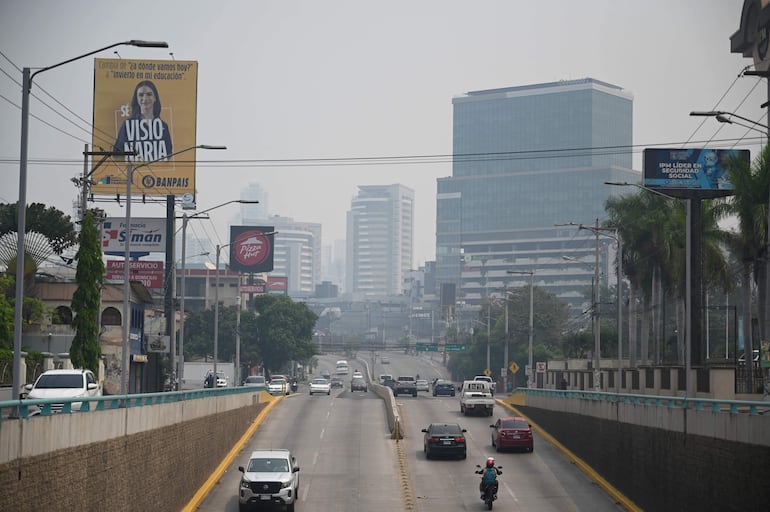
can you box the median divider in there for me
[369,382,403,439]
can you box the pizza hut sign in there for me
[229,225,275,273]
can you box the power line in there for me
[0,136,765,170]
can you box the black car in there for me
[383,378,397,390]
[432,379,456,397]
[422,423,467,459]
[330,377,344,388]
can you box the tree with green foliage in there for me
[0,202,78,255]
[0,275,14,349]
[447,285,568,383]
[70,211,105,372]
[253,295,318,373]
[182,294,319,375]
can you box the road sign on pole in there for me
[416,342,439,352]
[509,362,520,374]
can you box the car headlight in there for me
[281,480,292,489]
[240,479,251,490]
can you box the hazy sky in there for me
[0,0,764,267]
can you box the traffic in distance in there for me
[195,352,625,512]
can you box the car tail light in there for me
[456,437,466,443]
[430,437,441,444]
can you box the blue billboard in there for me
[643,148,750,193]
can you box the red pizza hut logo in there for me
[233,230,271,267]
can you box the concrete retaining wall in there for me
[0,392,269,512]
[516,403,770,511]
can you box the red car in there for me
[490,417,534,452]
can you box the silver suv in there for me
[238,449,300,511]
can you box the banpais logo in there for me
[233,230,271,267]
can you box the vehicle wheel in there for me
[460,451,467,460]
[412,391,417,397]
[487,497,494,510]
[287,502,295,512]
[327,390,330,395]
[238,502,249,512]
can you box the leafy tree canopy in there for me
[0,202,77,254]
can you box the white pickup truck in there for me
[459,380,495,416]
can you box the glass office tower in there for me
[436,78,640,319]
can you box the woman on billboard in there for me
[114,80,173,161]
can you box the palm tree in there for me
[720,145,770,393]
[605,189,731,366]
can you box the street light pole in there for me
[508,270,535,389]
[177,196,252,388]
[593,219,601,390]
[213,242,234,380]
[12,39,167,402]
[121,145,224,396]
[504,287,509,392]
[235,295,241,386]
[486,301,491,372]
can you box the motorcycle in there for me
[475,464,502,510]
[290,380,298,393]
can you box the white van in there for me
[335,360,349,375]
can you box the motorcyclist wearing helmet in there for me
[476,457,502,499]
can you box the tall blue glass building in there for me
[435,78,640,320]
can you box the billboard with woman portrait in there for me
[90,58,198,197]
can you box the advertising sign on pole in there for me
[106,259,165,289]
[91,58,198,197]
[229,226,275,273]
[643,148,749,198]
[102,217,167,254]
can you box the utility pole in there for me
[593,218,601,390]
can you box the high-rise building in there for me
[240,182,269,220]
[253,215,321,298]
[347,184,414,298]
[237,184,321,298]
[435,78,639,319]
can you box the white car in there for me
[416,379,430,392]
[309,377,331,395]
[204,370,228,388]
[268,377,289,395]
[242,375,266,389]
[238,449,300,511]
[24,369,101,413]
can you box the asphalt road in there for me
[193,351,629,512]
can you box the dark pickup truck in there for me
[393,376,417,397]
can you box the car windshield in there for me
[429,424,462,435]
[312,378,328,384]
[501,419,529,429]
[247,458,289,472]
[271,378,286,383]
[35,374,83,389]
[245,376,264,383]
